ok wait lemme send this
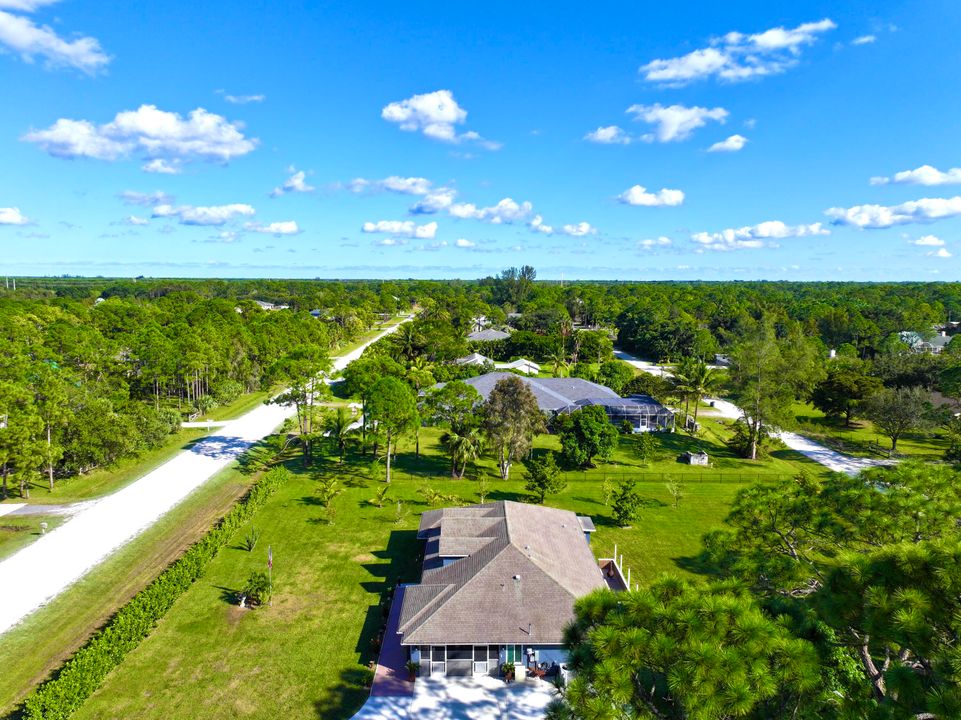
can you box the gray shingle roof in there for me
[455,372,619,412]
[399,501,606,646]
[467,328,511,342]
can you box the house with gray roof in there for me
[399,501,605,677]
[467,328,511,342]
[453,372,674,431]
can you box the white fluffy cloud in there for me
[638,236,673,249]
[617,185,685,207]
[560,222,597,237]
[23,105,258,170]
[152,203,256,226]
[455,238,475,248]
[142,158,181,175]
[627,103,728,142]
[0,1,110,74]
[912,235,944,247]
[410,187,457,214]
[584,125,632,144]
[826,197,961,228]
[270,169,315,197]
[0,206,29,225]
[244,220,300,235]
[929,247,952,258]
[852,35,876,45]
[692,220,828,251]
[381,89,499,148]
[870,165,961,186]
[640,18,836,85]
[124,215,149,226]
[119,190,174,206]
[449,197,532,224]
[529,215,553,234]
[708,134,748,152]
[362,220,438,239]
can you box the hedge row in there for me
[20,465,291,720]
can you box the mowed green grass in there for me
[0,464,255,715]
[71,428,797,720]
[792,400,949,460]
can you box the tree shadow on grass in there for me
[487,488,527,503]
[312,667,373,720]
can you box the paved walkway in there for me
[0,317,411,637]
[615,349,890,476]
[371,585,414,698]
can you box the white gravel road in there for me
[615,350,890,476]
[0,317,410,637]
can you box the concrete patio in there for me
[351,674,557,720]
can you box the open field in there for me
[0,463,256,715]
[792,401,949,460]
[62,425,817,720]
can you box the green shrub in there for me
[20,465,290,720]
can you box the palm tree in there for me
[441,427,483,478]
[547,348,569,378]
[392,322,423,363]
[674,358,721,428]
[325,406,356,462]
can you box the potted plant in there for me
[501,661,515,683]
[405,660,419,682]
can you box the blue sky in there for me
[1,0,960,280]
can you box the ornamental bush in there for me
[20,465,290,720]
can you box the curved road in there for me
[0,317,411,637]
[614,349,890,476]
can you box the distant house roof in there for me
[565,395,665,412]
[399,501,606,646]
[454,353,493,366]
[495,358,540,374]
[467,328,511,342]
[454,372,619,412]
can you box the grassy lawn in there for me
[67,427,813,720]
[0,463,256,716]
[792,401,949,460]
[0,515,66,561]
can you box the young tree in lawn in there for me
[268,344,331,465]
[483,375,545,480]
[634,431,657,466]
[366,376,419,484]
[561,580,821,719]
[556,405,618,468]
[611,478,642,527]
[426,380,483,475]
[524,450,565,504]
[810,359,883,426]
[862,386,933,453]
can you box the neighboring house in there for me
[254,300,289,311]
[399,501,605,678]
[450,372,674,432]
[681,450,710,466]
[470,315,490,333]
[494,358,540,375]
[899,330,952,354]
[454,352,495,367]
[468,328,511,342]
